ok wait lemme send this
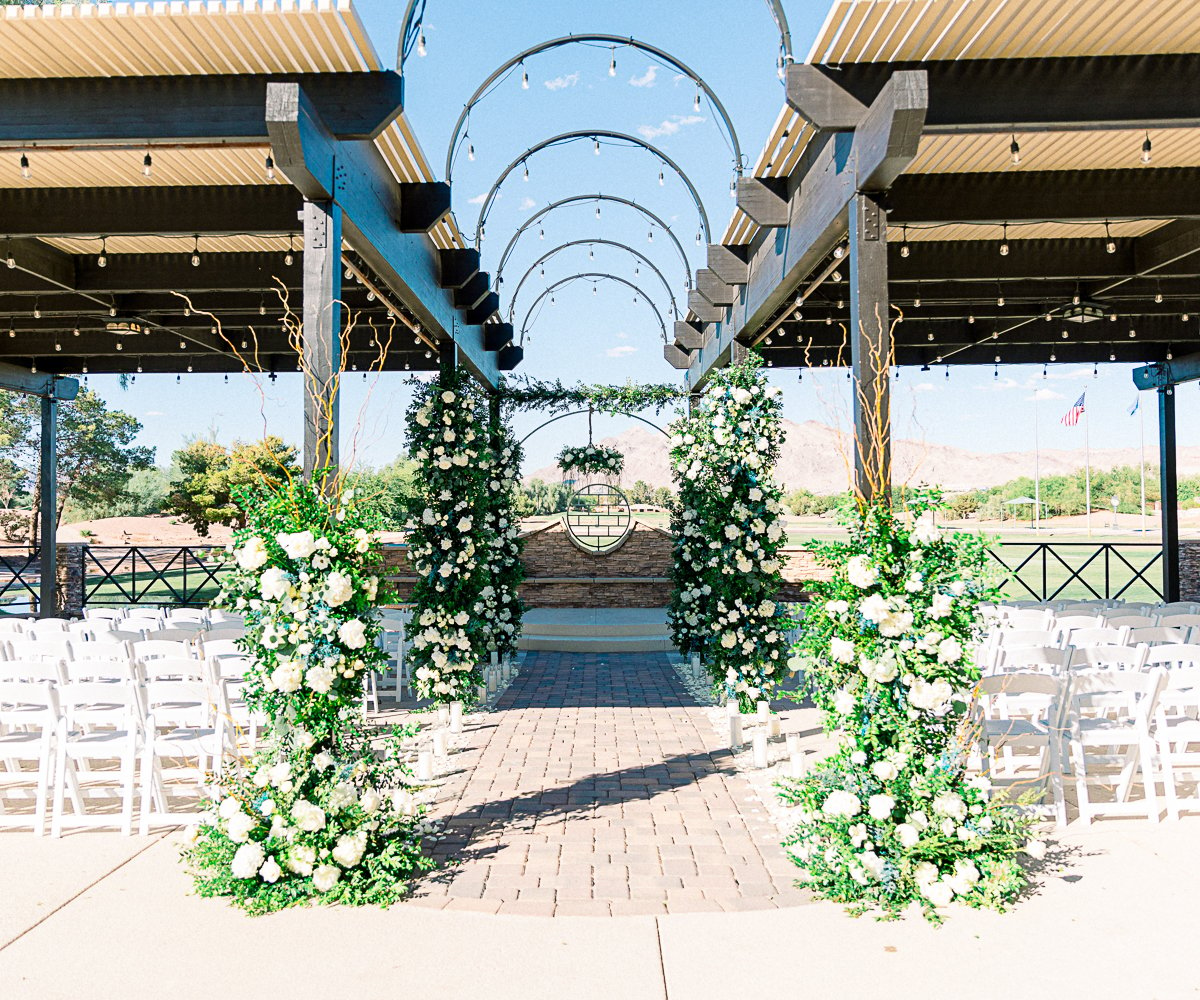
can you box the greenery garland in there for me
[403,370,494,702]
[184,479,432,914]
[482,407,526,659]
[556,443,624,478]
[667,353,792,707]
[780,489,1036,923]
[500,376,685,416]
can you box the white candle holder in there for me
[756,700,770,725]
[437,704,450,727]
[432,730,447,758]
[449,701,463,735]
[753,731,769,769]
[729,713,743,749]
[417,750,434,781]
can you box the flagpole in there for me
[1084,401,1092,539]
[1139,399,1147,535]
[1034,391,1041,533]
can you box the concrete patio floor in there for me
[1,817,1198,999]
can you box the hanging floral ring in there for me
[556,444,624,478]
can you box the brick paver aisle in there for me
[408,651,811,916]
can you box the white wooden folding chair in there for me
[1067,668,1167,825]
[1102,614,1157,629]
[997,646,1072,675]
[993,627,1065,650]
[0,680,61,835]
[1127,626,1190,647]
[1143,644,1200,671]
[0,658,66,684]
[3,637,74,663]
[1069,644,1149,672]
[1154,668,1200,820]
[997,608,1056,629]
[1065,626,1131,648]
[51,680,141,836]
[130,638,196,662]
[138,678,227,833]
[135,656,207,682]
[196,637,244,660]
[0,618,28,635]
[1054,615,1102,631]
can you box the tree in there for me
[345,455,420,528]
[0,388,154,542]
[167,436,299,536]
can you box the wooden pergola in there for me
[674,0,1200,601]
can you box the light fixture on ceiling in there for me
[142,151,153,178]
[1141,133,1152,165]
[1009,135,1020,166]
[190,235,201,267]
[1104,221,1116,254]
[98,236,108,268]
[521,63,529,89]
[19,152,30,179]
[999,223,1009,256]
[1062,299,1111,323]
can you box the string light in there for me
[522,162,529,182]
[1009,135,1020,166]
[4,241,13,269]
[521,63,529,89]
[467,140,475,161]
[693,86,701,112]
[417,30,426,57]
[98,237,107,268]
[609,48,617,77]
[593,138,601,156]
[32,300,40,320]
[899,226,910,258]
[265,154,275,181]
[695,229,703,246]
[999,223,1009,256]
[19,152,30,179]
[1155,282,1163,304]
[1105,221,1116,254]
[142,151,153,178]
[30,360,36,373]
[284,234,294,267]
[190,234,201,267]
[1141,133,1152,165]
[658,170,664,186]
[595,203,601,219]
[647,229,654,243]
[539,227,545,240]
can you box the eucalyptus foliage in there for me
[499,376,685,416]
[183,479,433,914]
[667,353,792,708]
[780,490,1036,922]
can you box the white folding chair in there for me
[1065,626,1131,648]
[146,626,204,641]
[1102,614,1158,629]
[51,680,141,836]
[1069,645,1149,672]
[139,678,227,833]
[214,673,264,749]
[25,618,70,636]
[64,655,137,683]
[1154,668,1200,821]
[0,618,28,635]
[130,639,195,662]
[3,637,74,663]
[136,656,206,682]
[84,607,125,623]
[164,608,207,624]
[117,616,162,637]
[993,628,1065,650]
[975,672,1068,828]
[0,658,65,684]
[197,638,244,660]
[997,608,1056,629]
[1068,668,1167,825]
[0,680,61,835]
[996,646,1072,675]
[1143,644,1200,671]
[1054,615,1102,631]
[1155,603,1200,619]
[1127,626,1190,647]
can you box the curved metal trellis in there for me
[497,194,693,292]
[518,407,668,445]
[504,238,679,323]
[437,34,744,184]
[473,130,710,250]
[519,272,669,345]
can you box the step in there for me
[523,621,672,638]
[518,633,676,653]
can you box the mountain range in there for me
[527,420,1200,494]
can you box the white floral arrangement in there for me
[556,443,624,478]
[667,353,792,707]
[780,490,1036,923]
[404,372,495,701]
[185,479,432,914]
[479,415,525,658]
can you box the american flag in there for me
[1061,392,1086,427]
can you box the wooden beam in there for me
[438,248,480,289]
[664,344,691,369]
[0,186,303,238]
[735,177,790,228]
[453,272,490,310]
[812,54,1200,133]
[301,199,341,482]
[466,293,500,327]
[688,71,928,389]
[1133,352,1200,389]
[483,323,513,351]
[398,182,451,233]
[687,291,724,324]
[0,73,405,144]
[265,82,498,389]
[707,244,749,285]
[786,63,867,129]
[696,269,735,306]
[674,320,704,350]
[0,362,78,399]
[497,345,523,371]
[890,167,1200,225]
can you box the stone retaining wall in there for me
[382,518,828,609]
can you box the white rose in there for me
[871,760,898,781]
[895,823,919,848]
[949,580,967,597]
[276,530,317,560]
[338,619,368,649]
[312,752,334,772]
[929,593,954,619]
[236,536,269,570]
[923,879,955,907]
[291,799,326,832]
[833,689,855,714]
[305,664,335,694]
[868,794,895,820]
[933,791,967,820]
[937,638,963,664]
[847,555,878,588]
[271,661,303,694]
[859,594,890,623]
[1023,840,1047,860]
[218,796,243,821]
[829,637,856,664]
[259,856,282,884]
[225,810,255,843]
[287,845,316,875]
[312,864,342,893]
[332,831,368,869]
[260,566,290,602]
[359,789,382,814]
[911,523,940,546]
[230,842,265,879]
[822,790,861,817]
[324,570,354,608]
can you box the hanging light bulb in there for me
[142,151,153,177]
[82,361,88,374]
[30,360,36,374]
[833,245,845,259]
[538,227,545,240]
[926,331,934,341]
[521,63,529,89]
[588,245,594,259]
[417,30,427,57]
[550,294,555,305]
[1110,350,1117,361]
[609,48,617,76]
[999,223,1009,255]
[98,236,107,268]
[634,264,639,275]
[658,170,664,186]
[1073,291,1081,305]
[914,285,921,309]
[647,229,653,243]
[1155,284,1163,304]
[729,176,737,198]
[54,339,61,352]
[19,152,30,179]
[522,161,529,182]
[73,325,80,337]
[1141,133,1152,165]
[900,226,910,258]
[539,264,545,277]
[592,283,597,295]
[115,338,123,351]
[1009,135,1020,166]
[190,234,201,267]
[284,234,295,267]
[968,314,975,324]
[1050,352,1056,362]
[696,229,703,247]
[1184,311,1192,322]
[593,138,601,156]
[467,141,475,161]
[1129,328,1138,338]
[1105,221,1116,254]
[997,288,1005,308]
[693,86,701,112]
[265,154,275,181]
[33,301,40,319]
[4,244,13,269]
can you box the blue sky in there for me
[81,0,1200,479]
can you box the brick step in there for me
[517,633,676,653]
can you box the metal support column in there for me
[301,198,342,484]
[848,192,891,503]
[1159,384,1180,601]
[39,394,57,617]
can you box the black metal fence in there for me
[0,545,40,612]
[987,542,1164,603]
[82,545,229,607]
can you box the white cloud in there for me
[629,65,657,88]
[911,382,936,393]
[637,114,705,140]
[1047,366,1094,381]
[605,345,638,358]
[987,377,1021,391]
[1027,388,1065,401]
[615,331,629,340]
[544,72,580,91]
[519,196,536,210]
[467,191,489,205]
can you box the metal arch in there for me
[440,34,744,183]
[505,239,679,324]
[519,273,669,345]
[518,408,668,446]
[473,130,710,251]
[766,0,795,72]
[497,194,693,291]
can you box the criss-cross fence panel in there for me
[987,542,1164,603]
[0,545,40,613]
[83,545,229,608]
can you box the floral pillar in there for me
[481,394,525,660]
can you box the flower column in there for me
[481,396,525,660]
[404,370,494,702]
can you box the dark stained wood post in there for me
[848,191,892,504]
[301,198,342,483]
[1159,384,1180,601]
[38,394,57,617]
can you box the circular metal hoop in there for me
[519,273,669,345]
[563,481,634,555]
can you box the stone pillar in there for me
[56,543,84,616]
[1179,540,1200,603]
